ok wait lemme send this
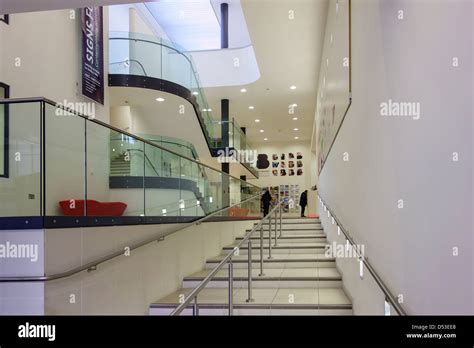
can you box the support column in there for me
[220,3,229,49]
[222,163,230,209]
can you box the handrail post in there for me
[228,259,234,316]
[246,239,254,302]
[279,201,282,238]
[259,223,265,276]
[268,214,273,259]
[274,209,278,247]
[192,296,199,316]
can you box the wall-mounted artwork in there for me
[280,161,286,168]
[289,153,295,159]
[256,154,270,169]
[297,152,303,160]
[297,160,303,168]
[280,154,286,160]
[289,169,295,176]
[272,169,278,176]
[289,161,295,168]
[297,169,303,176]
[272,154,279,161]
[280,169,287,176]
[272,161,279,168]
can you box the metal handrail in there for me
[318,195,407,316]
[170,198,284,316]
[0,194,263,283]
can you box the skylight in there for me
[145,0,221,51]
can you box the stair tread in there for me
[207,253,334,262]
[185,267,341,280]
[225,242,328,249]
[152,287,351,307]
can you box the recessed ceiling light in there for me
[293,128,299,131]
[264,138,268,141]
[240,88,247,93]
[255,119,260,123]
[290,85,297,90]
[249,106,255,110]
[291,103,298,107]
[292,117,298,121]
[156,97,165,102]
[259,129,264,133]
[294,136,299,140]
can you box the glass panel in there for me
[162,44,192,89]
[44,103,86,217]
[0,102,41,217]
[87,123,144,218]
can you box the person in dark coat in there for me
[261,189,273,217]
[299,190,308,217]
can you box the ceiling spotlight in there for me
[293,128,299,131]
[291,103,298,107]
[249,106,255,110]
[259,129,264,133]
[292,117,298,120]
[294,136,299,140]
[255,119,260,123]
[290,85,297,90]
[240,88,247,93]
[264,138,268,141]
[156,97,165,102]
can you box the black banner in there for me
[81,7,104,105]
[0,315,473,346]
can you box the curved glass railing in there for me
[109,31,216,142]
[0,98,263,229]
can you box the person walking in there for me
[299,189,308,217]
[261,189,273,217]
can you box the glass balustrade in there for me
[0,99,262,229]
[108,31,255,172]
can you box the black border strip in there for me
[0,14,9,24]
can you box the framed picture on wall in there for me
[272,169,278,176]
[297,169,303,176]
[297,152,303,160]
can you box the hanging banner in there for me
[81,7,104,105]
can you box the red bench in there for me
[59,200,127,216]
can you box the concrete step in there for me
[182,268,342,289]
[150,288,352,316]
[206,254,336,269]
[236,235,327,244]
[222,243,328,255]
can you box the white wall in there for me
[317,0,473,314]
[42,220,253,314]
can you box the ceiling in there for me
[202,0,329,145]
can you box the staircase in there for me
[110,153,131,176]
[150,217,352,315]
